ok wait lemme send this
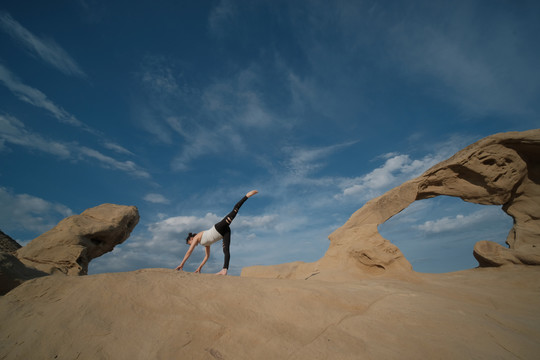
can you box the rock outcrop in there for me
[0,230,21,254]
[0,253,47,295]
[16,204,139,276]
[243,129,540,281]
[1,130,540,359]
[1,267,540,359]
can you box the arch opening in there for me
[378,195,513,273]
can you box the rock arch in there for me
[379,196,512,273]
[242,129,540,281]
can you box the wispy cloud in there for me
[1,114,150,179]
[281,1,540,121]
[135,57,286,171]
[285,141,357,176]
[201,66,279,128]
[0,64,135,158]
[0,113,71,157]
[0,187,73,238]
[208,0,237,37]
[143,193,170,204]
[171,127,233,171]
[0,64,88,129]
[103,142,134,156]
[386,2,539,118]
[140,62,179,95]
[79,147,150,179]
[0,11,86,77]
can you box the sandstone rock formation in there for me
[0,230,21,254]
[16,204,139,276]
[243,129,540,281]
[1,231,43,295]
[1,130,539,359]
[0,253,47,295]
[1,267,539,359]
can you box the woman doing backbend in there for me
[175,190,258,275]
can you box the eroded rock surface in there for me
[243,129,540,281]
[16,204,139,276]
[2,267,540,359]
[0,230,21,254]
[0,253,47,295]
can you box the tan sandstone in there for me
[16,204,139,276]
[0,267,539,359]
[1,129,539,359]
[243,129,540,281]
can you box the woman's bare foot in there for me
[216,269,228,276]
[246,190,258,198]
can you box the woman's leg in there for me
[222,230,231,270]
[214,195,249,234]
[214,191,257,275]
[215,197,245,270]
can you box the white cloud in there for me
[0,114,150,179]
[103,142,134,156]
[379,195,513,273]
[339,153,437,200]
[337,135,473,201]
[89,210,281,275]
[0,64,139,157]
[0,64,87,128]
[228,214,278,230]
[148,213,221,244]
[143,193,170,204]
[147,212,277,245]
[417,214,466,234]
[0,187,73,237]
[416,207,507,234]
[79,147,150,179]
[0,113,71,157]
[0,11,86,77]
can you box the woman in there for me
[175,190,258,275]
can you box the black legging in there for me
[214,196,249,269]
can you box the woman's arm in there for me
[175,232,202,270]
[195,246,211,273]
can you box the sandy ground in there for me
[1,265,540,359]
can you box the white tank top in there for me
[200,225,223,246]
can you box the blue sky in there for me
[0,0,538,275]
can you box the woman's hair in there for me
[186,232,196,244]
